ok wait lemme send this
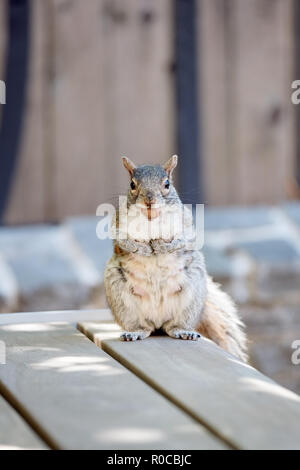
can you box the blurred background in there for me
[0,0,300,394]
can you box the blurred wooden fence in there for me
[0,0,296,224]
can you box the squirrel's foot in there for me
[167,329,201,341]
[120,330,152,342]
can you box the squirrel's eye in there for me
[164,180,170,189]
[130,181,136,190]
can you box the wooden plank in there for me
[50,0,107,219]
[198,0,229,205]
[229,0,295,205]
[0,309,113,326]
[0,395,47,449]
[0,322,227,449]
[52,0,175,219]
[4,0,48,224]
[198,0,295,205]
[79,320,300,450]
[100,0,175,201]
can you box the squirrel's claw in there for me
[120,330,152,342]
[121,332,140,341]
[168,329,201,341]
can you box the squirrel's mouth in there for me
[140,206,161,221]
[134,202,162,220]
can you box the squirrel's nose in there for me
[145,192,155,205]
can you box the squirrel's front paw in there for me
[167,329,201,341]
[150,239,167,253]
[118,239,152,256]
[120,330,152,341]
[151,239,185,254]
[135,243,153,256]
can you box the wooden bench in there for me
[0,309,300,450]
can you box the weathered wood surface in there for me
[0,322,226,449]
[51,0,107,220]
[0,0,297,222]
[0,395,47,450]
[199,0,295,205]
[54,0,174,219]
[198,0,229,205]
[2,0,174,223]
[79,320,300,450]
[0,309,113,326]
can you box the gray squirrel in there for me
[104,155,248,361]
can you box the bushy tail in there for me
[197,277,248,362]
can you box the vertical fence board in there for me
[52,0,175,219]
[231,0,295,204]
[198,0,229,205]
[100,0,175,203]
[199,0,295,206]
[51,0,107,218]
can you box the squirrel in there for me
[104,155,248,362]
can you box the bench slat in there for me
[79,320,300,450]
[0,322,226,450]
[0,309,113,325]
[0,395,47,449]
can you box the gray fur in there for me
[127,164,180,208]
[104,158,248,362]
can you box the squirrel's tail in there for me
[197,276,248,362]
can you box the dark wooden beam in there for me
[0,0,31,222]
[295,0,300,188]
[175,0,203,204]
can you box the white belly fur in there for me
[119,252,194,329]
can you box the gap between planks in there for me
[78,320,300,450]
[0,322,226,450]
[0,392,49,450]
[0,381,57,449]
[78,321,237,450]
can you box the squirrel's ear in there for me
[164,155,178,177]
[122,156,136,177]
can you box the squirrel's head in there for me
[122,156,179,210]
